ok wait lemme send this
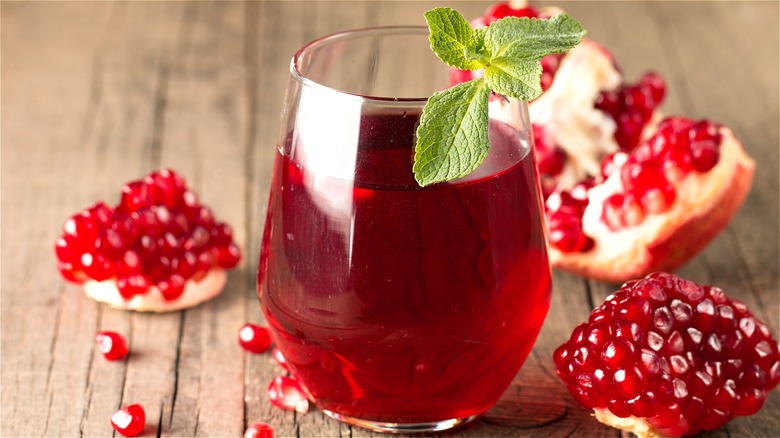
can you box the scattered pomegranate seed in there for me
[54,169,242,301]
[110,404,145,437]
[244,422,275,438]
[96,331,129,361]
[554,272,780,436]
[239,323,273,354]
[267,376,309,413]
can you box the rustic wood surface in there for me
[2,1,778,437]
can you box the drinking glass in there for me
[257,26,551,433]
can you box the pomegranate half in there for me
[456,1,754,283]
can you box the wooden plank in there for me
[0,2,113,436]
[159,2,250,436]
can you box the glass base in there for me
[322,410,480,433]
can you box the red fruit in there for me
[239,323,273,354]
[54,169,241,311]
[267,376,309,413]
[451,5,753,283]
[244,423,275,438]
[555,273,780,437]
[110,404,145,437]
[95,331,129,361]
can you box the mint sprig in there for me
[414,8,586,186]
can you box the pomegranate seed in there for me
[96,331,129,361]
[88,202,114,226]
[216,244,241,269]
[239,323,273,353]
[117,274,150,300]
[157,274,186,301]
[55,236,77,263]
[110,404,145,437]
[120,181,151,213]
[555,273,780,436]
[267,376,309,413]
[80,252,114,281]
[244,423,275,438]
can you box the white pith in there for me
[83,268,227,312]
[593,408,663,438]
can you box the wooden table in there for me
[2,1,777,436]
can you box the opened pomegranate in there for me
[54,169,241,312]
[454,1,755,283]
[554,272,780,437]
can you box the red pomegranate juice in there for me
[258,111,551,423]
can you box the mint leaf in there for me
[484,59,543,101]
[414,79,490,186]
[484,14,586,62]
[414,8,585,186]
[424,8,488,70]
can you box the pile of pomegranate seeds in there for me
[239,323,273,354]
[244,422,275,438]
[554,272,780,436]
[110,404,146,437]
[96,331,129,361]
[54,169,241,301]
[267,376,309,413]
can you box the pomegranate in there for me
[454,2,754,283]
[554,272,780,437]
[54,169,241,312]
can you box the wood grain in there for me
[1,2,777,437]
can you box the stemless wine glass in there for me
[257,26,551,433]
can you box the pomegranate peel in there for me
[553,128,754,283]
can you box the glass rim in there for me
[290,25,432,103]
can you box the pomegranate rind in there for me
[593,408,662,438]
[83,269,226,312]
[551,128,755,283]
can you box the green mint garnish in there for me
[414,8,586,186]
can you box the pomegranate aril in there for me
[117,274,150,300]
[88,201,114,226]
[55,236,78,263]
[267,376,309,413]
[120,181,151,213]
[158,274,186,301]
[244,423,275,438]
[96,331,129,360]
[96,229,125,258]
[81,252,114,281]
[111,404,145,437]
[116,249,143,276]
[216,244,241,269]
[240,323,273,354]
